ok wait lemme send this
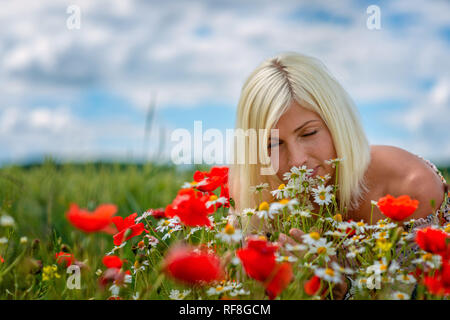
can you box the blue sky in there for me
[0,0,449,166]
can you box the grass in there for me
[0,160,449,300]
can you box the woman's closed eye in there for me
[302,130,317,137]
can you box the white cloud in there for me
[0,0,449,164]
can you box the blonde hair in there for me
[229,52,370,230]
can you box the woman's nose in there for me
[287,146,308,169]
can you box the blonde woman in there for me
[228,52,449,298]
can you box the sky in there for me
[0,0,449,166]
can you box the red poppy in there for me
[112,213,148,246]
[55,251,75,267]
[237,237,292,299]
[236,237,278,282]
[148,208,166,219]
[377,194,419,221]
[162,245,224,285]
[344,220,356,237]
[66,203,117,233]
[442,260,450,286]
[0,255,4,263]
[219,184,230,208]
[265,262,293,300]
[193,166,228,193]
[165,188,215,227]
[102,255,124,269]
[415,227,449,257]
[424,274,450,296]
[304,275,321,296]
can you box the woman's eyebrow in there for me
[293,119,320,134]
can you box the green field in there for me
[0,160,449,300]
[0,160,208,299]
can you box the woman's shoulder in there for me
[369,145,441,183]
[369,145,445,220]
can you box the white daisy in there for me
[0,215,15,227]
[162,225,182,241]
[169,289,191,300]
[249,183,269,193]
[206,284,233,296]
[215,224,243,244]
[268,202,285,216]
[411,252,442,269]
[288,208,305,218]
[331,262,354,275]
[271,184,286,200]
[229,288,251,296]
[315,266,343,284]
[135,210,153,223]
[311,185,334,206]
[391,291,410,300]
[283,166,304,181]
[106,241,127,255]
[284,180,301,197]
[155,217,180,233]
[275,253,298,263]
[324,157,344,168]
[395,273,416,285]
[285,243,308,252]
[124,274,132,284]
[324,230,347,238]
[366,258,389,275]
[242,208,256,216]
[109,284,120,296]
[308,238,336,262]
[345,246,365,259]
[302,231,324,245]
[206,196,228,209]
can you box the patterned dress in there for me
[407,155,450,229]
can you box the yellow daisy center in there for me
[258,202,269,211]
[317,247,327,255]
[224,224,235,235]
[278,184,286,190]
[309,232,320,240]
[209,195,218,201]
[423,253,433,261]
[333,214,343,222]
[325,268,334,277]
[279,199,289,205]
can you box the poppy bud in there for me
[32,239,40,252]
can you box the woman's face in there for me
[268,101,337,182]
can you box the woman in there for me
[228,52,449,298]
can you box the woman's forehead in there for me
[273,102,322,129]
